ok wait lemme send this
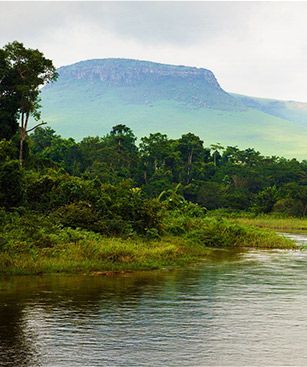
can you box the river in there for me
[0,238,307,366]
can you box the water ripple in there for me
[1,246,307,366]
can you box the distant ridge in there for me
[50,58,240,110]
[40,58,307,159]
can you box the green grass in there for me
[165,213,296,249]
[229,214,307,233]
[0,236,214,275]
[0,213,297,275]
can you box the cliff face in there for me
[54,59,239,109]
[58,59,220,87]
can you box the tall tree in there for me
[0,48,19,139]
[177,133,205,183]
[210,143,224,166]
[139,133,176,182]
[0,41,57,164]
[108,124,138,179]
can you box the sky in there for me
[1,1,307,102]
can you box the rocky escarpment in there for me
[58,59,220,87]
[54,58,240,109]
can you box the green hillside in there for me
[232,93,307,127]
[39,59,307,159]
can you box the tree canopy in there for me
[0,41,57,163]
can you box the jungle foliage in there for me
[0,42,302,274]
[14,124,307,218]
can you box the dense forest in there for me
[0,41,301,273]
[2,123,307,217]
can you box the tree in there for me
[210,143,224,166]
[177,133,205,184]
[252,186,280,213]
[30,126,60,155]
[39,137,82,175]
[140,133,169,173]
[108,124,138,179]
[139,133,177,184]
[0,48,19,139]
[79,125,138,182]
[0,41,57,165]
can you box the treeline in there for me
[0,41,298,271]
[1,40,307,236]
[1,123,307,218]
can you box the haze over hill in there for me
[40,59,307,159]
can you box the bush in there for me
[25,172,58,210]
[50,175,100,207]
[273,198,304,217]
[0,160,23,208]
[0,140,17,161]
[186,217,246,247]
[52,201,99,230]
[96,182,165,235]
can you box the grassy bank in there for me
[0,236,215,276]
[0,213,296,275]
[226,214,307,233]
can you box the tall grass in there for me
[0,236,213,275]
[165,212,296,249]
[228,215,307,232]
[0,211,296,275]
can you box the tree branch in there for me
[26,121,47,133]
[24,111,30,131]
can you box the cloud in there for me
[0,2,252,46]
[77,2,253,45]
[1,1,307,101]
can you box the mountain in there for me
[40,59,307,159]
[232,93,307,127]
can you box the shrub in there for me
[96,182,165,235]
[0,160,23,208]
[273,198,304,217]
[52,201,99,230]
[50,175,100,207]
[25,172,58,210]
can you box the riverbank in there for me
[0,236,212,275]
[228,215,307,233]
[0,216,296,275]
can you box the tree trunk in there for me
[186,149,193,184]
[154,159,158,172]
[19,127,26,166]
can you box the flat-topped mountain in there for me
[40,58,307,159]
[59,59,220,86]
[47,59,239,109]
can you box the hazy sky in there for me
[1,1,307,101]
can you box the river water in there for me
[0,240,307,366]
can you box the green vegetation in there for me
[0,42,302,275]
[229,214,307,233]
[233,93,307,127]
[0,41,57,164]
[0,233,212,275]
[0,210,295,275]
[40,59,307,159]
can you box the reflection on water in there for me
[282,232,307,246]
[0,247,307,366]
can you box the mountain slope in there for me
[232,93,307,126]
[40,59,307,159]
